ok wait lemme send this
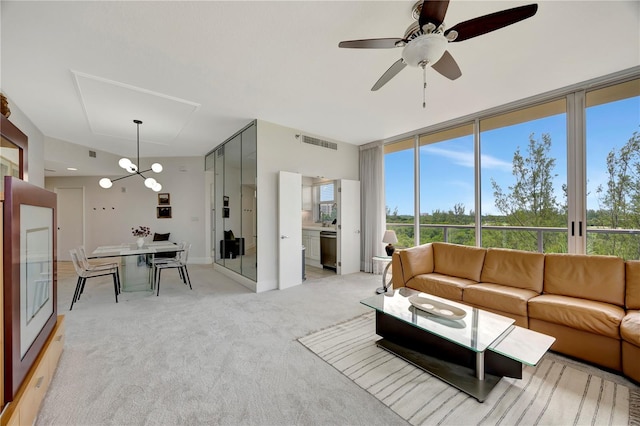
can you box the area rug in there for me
[299,312,640,426]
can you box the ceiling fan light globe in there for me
[151,163,163,173]
[118,158,132,169]
[152,182,162,192]
[99,178,113,189]
[401,33,447,68]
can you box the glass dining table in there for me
[90,242,182,292]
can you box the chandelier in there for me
[99,120,163,192]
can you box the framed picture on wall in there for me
[157,206,172,219]
[223,196,229,207]
[158,193,170,205]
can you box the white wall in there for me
[255,120,359,292]
[2,96,45,186]
[45,156,209,263]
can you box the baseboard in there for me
[213,264,257,292]
[187,257,212,265]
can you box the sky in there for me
[385,96,640,217]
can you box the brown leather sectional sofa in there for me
[391,242,640,383]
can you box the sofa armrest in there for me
[391,252,406,289]
[392,243,435,289]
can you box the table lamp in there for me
[382,230,398,256]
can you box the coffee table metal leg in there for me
[476,352,485,380]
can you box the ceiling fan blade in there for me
[445,4,538,42]
[338,38,403,49]
[419,0,450,29]
[371,59,407,91]
[431,50,461,80]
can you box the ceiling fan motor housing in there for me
[401,33,447,68]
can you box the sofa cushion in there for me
[528,294,625,339]
[463,283,538,317]
[625,261,640,310]
[480,248,544,293]
[432,242,486,282]
[397,243,434,282]
[544,253,625,307]
[406,273,474,301]
[620,310,640,346]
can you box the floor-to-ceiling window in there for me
[385,138,415,249]
[419,124,475,246]
[382,72,640,258]
[585,79,640,259]
[480,99,567,252]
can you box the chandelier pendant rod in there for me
[135,119,142,171]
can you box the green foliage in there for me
[491,133,565,227]
[592,130,640,259]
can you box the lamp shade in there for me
[382,230,398,244]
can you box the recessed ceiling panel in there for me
[72,70,200,145]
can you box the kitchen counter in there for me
[302,225,336,231]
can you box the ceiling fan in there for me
[339,0,538,95]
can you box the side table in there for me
[372,256,392,294]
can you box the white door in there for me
[338,179,360,275]
[278,171,302,289]
[55,187,84,261]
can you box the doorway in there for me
[55,187,84,261]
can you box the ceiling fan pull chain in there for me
[422,64,427,109]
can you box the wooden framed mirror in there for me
[1,115,28,199]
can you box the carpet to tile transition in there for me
[299,312,638,426]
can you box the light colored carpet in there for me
[37,263,406,425]
[299,312,640,426]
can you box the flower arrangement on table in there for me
[131,226,151,238]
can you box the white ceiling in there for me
[2,1,639,175]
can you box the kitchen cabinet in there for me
[302,229,321,265]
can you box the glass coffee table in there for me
[360,287,555,402]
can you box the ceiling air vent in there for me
[89,150,96,158]
[301,135,337,151]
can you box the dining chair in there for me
[69,249,120,310]
[151,241,185,285]
[154,243,192,296]
[77,246,121,293]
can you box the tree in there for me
[594,130,640,259]
[490,133,565,251]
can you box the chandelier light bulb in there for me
[127,163,138,173]
[118,158,132,169]
[144,177,157,188]
[152,182,162,192]
[99,178,113,189]
[151,163,163,173]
